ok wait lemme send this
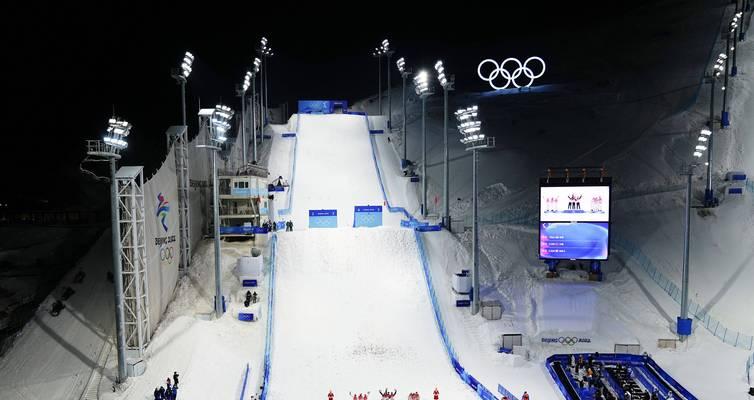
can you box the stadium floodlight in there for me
[239,71,253,165]
[414,70,433,217]
[677,162,699,341]
[434,60,455,229]
[372,44,387,115]
[396,57,412,165]
[197,105,233,318]
[257,37,273,139]
[250,57,262,163]
[693,151,703,158]
[181,51,194,78]
[82,116,137,383]
[455,104,495,316]
[703,54,728,207]
[380,39,395,128]
[103,117,132,153]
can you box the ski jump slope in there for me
[265,114,477,399]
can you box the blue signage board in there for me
[309,209,338,228]
[354,205,383,227]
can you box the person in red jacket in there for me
[522,391,530,400]
[328,390,334,400]
[433,388,439,400]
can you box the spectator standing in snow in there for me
[173,371,179,386]
[521,392,529,400]
[154,387,161,400]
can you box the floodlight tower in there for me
[85,117,133,383]
[373,46,386,114]
[414,70,433,217]
[238,71,252,166]
[703,54,726,207]
[382,39,395,128]
[677,162,699,341]
[250,58,262,163]
[721,17,738,128]
[732,12,743,77]
[396,57,412,166]
[170,51,194,275]
[435,60,455,230]
[197,105,234,317]
[257,37,274,141]
[456,105,495,315]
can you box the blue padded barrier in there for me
[281,132,296,138]
[278,115,300,216]
[259,234,278,400]
[728,187,744,194]
[242,279,258,287]
[309,209,338,228]
[370,129,385,134]
[416,225,442,232]
[220,226,269,235]
[298,100,334,114]
[343,110,367,116]
[238,313,255,322]
[239,363,251,400]
[354,205,383,227]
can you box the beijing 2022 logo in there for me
[156,192,170,232]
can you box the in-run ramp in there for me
[265,114,476,399]
[287,114,402,228]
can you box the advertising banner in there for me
[308,209,337,228]
[353,205,383,228]
[539,222,609,260]
[143,147,182,333]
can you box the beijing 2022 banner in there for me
[539,185,610,260]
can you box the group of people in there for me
[500,391,528,400]
[566,353,674,400]
[153,372,179,400]
[262,220,293,232]
[244,290,259,308]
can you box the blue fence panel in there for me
[354,205,383,227]
[309,209,338,228]
[259,234,278,400]
[239,363,250,400]
[747,352,753,385]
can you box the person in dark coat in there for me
[154,387,161,400]
[173,371,179,386]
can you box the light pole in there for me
[396,57,412,167]
[382,39,394,128]
[239,71,252,167]
[413,70,433,217]
[731,12,743,77]
[197,105,234,317]
[170,51,194,275]
[257,37,273,141]
[85,117,133,382]
[251,57,261,163]
[434,60,455,230]
[677,162,698,341]
[373,46,385,115]
[456,105,495,315]
[704,54,726,207]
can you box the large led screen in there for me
[540,185,610,222]
[539,222,609,260]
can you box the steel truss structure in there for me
[115,166,151,355]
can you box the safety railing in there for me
[747,352,753,385]
[612,236,754,350]
[259,234,278,400]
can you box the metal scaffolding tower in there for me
[167,126,191,275]
[115,166,150,357]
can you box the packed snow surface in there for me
[268,228,476,400]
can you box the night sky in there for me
[2,1,723,208]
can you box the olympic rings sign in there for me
[477,57,546,90]
[160,247,174,264]
[558,336,578,346]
